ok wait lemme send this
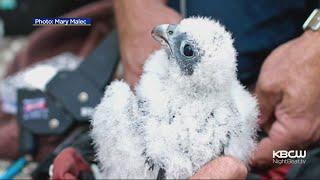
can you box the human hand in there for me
[252,30,320,167]
[190,156,247,179]
[52,147,91,180]
[114,0,181,86]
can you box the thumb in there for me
[63,173,77,180]
[190,156,247,179]
[251,121,298,167]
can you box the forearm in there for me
[114,0,168,37]
[113,0,180,86]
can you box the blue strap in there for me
[0,156,28,180]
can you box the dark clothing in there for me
[0,0,115,161]
[169,0,315,85]
[5,1,320,179]
[72,132,95,164]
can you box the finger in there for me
[73,151,92,172]
[254,84,280,127]
[251,137,281,167]
[52,148,77,179]
[190,156,247,179]
[52,157,70,179]
[63,173,77,180]
[251,121,296,168]
[124,68,140,87]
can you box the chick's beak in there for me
[152,24,170,46]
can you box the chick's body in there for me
[91,17,258,179]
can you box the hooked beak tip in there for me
[151,24,169,44]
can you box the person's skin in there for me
[52,147,92,179]
[252,30,320,167]
[114,0,320,174]
[114,1,249,178]
[52,147,247,179]
[190,156,247,179]
[114,0,181,87]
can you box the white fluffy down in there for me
[91,17,258,179]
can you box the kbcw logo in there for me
[273,150,306,159]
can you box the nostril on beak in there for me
[151,28,156,37]
[151,24,169,41]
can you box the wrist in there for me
[302,29,320,42]
[304,29,320,36]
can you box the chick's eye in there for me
[183,44,194,57]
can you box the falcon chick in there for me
[91,17,258,179]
